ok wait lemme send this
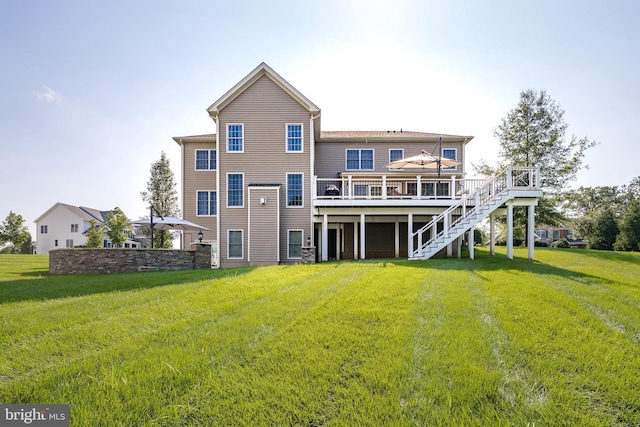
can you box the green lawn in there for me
[1,248,639,426]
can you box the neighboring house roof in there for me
[207,62,321,119]
[33,202,112,224]
[320,130,473,142]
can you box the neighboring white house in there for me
[34,203,139,254]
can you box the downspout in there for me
[309,113,320,247]
[213,115,221,268]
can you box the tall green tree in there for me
[141,151,179,248]
[85,219,104,248]
[0,211,31,254]
[614,200,640,251]
[476,89,597,230]
[104,207,132,248]
[579,207,619,250]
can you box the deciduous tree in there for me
[614,200,640,251]
[104,207,132,248]
[475,89,597,241]
[0,211,31,253]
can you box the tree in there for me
[563,185,624,219]
[85,219,104,248]
[580,207,619,250]
[614,200,640,251]
[141,151,179,248]
[476,89,597,238]
[0,211,31,254]
[104,207,132,248]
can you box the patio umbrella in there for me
[385,150,461,171]
[131,216,209,231]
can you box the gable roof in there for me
[33,202,112,224]
[207,62,320,119]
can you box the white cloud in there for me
[32,86,61,103]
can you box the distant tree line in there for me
[564,176,640,251]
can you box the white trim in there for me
[226,172,245,208]
[196,190,217,216]
[227,229,244,259]
[287,229,304,259]
[286,172,304,208]
[226,123,244,153]
[345,148,375,171]
[285,123,304,153]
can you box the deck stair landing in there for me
[410,167,541,260]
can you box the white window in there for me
[389,149,404,169]
[227,124,244,152]
[288,230,303,259]
[286,124,303,152]
[346,149,374,171]
[40,225,48,234]
[196,150,216,170]
[197,191,217,216]
[65,239,73,248]
[71,224,78,233]
[228,230,243,259]
[442,148,457,170]
[227,173,244,207]
[286,173,303,207]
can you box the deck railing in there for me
[314,175,487,201]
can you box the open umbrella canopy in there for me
[385,150,461,169]
[131,216,209,231]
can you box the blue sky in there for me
[2,0,639,236]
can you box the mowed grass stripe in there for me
[154,263,426,426]
[479,261,640,426]
[2,264,371,425]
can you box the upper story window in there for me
[287,173,303,207]
[346,149,374,171]
[227,124,244,152]
[40,225,48,234]
[286,124,303,152]
[71,224,78,233]
[196,150,216,170]
[227,173,244,207]
[389,149,404,169]
[197,191,217,216]
[442,148,457,170]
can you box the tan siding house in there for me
[174,62,542,267]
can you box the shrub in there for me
[552,238,571,248]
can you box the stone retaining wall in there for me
[49,244,212,274]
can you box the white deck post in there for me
[416,176,422,200]
[394,220,400,258]
[507,204,514,260]
[489,213,496,256]
[360,214,366,259]
[408,214,414,256]
[528,204,535,260]
[469,226,475,260]
[353,220,358,260]
[322,214,328,261]
[382,176,387,200]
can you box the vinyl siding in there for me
[314,140,465,178]
[248,187,279,266]
[181,141,217,245]
[218,74,313,266]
